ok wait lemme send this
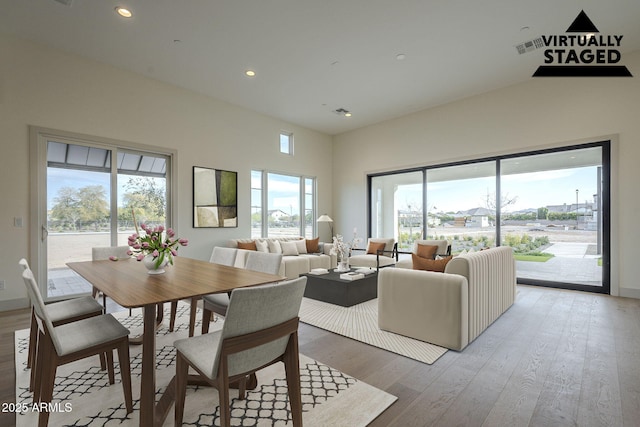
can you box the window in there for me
[368,142,610,294]
[31,127,175,301]
[279,132,293,155]
[251,170,315,238]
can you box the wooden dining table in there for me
[67,256,285,427]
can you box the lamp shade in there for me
[316,214,333,223]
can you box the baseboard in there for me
[0,297,29,312]
[619,287,640,300]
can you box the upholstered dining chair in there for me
[174,276,307,427]
[201,251,283,334]
[18,259,105,392]
[21,267,133,427]
[170,247,240,336]
[91,246,131,312]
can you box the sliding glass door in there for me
[32,128,173,301]
[368,142,609,293]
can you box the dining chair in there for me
[91,246,131,312]
[169,247,241,336]
[201,251,282,334]
[174,276,307,427]
[21,267,133,427]
[18,259,105,391]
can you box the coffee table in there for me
[301,268,378,307]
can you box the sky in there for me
[395,166,598,213]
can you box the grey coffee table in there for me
[301,268,378,307]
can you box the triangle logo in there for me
[532,10,632,77]
[566,10,599,33]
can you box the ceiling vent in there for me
[333,108,351,116]
[52,0,74,6]
[515,37,543,54]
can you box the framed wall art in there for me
[193,166,238,228]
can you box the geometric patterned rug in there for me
[299,298,448,365]
[14,302,397,426]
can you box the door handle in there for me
[41,225,48,242]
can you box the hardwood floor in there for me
[2,285,639,426]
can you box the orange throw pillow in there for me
[416,244,438,260]
[306,237,320,253]
[412,254,453,272]
[237,241,257,251]
[367,241,386,255]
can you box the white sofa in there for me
[378,246,516,351]
[228,237,336,279]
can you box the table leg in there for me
[129,303,164,345]
[139,303,157,426]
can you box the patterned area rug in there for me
[299,298,448,364]
[14,302,396,426]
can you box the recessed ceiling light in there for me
[115,7,132,18]
[396,53,406,61]
[344,112,352,117]
[245,70,256,77]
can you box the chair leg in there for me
[188,297,198,337]
[218,372,231,427]
[106,350,115,385]
[99,352,107,371]
[174,352,189,426]
[169,301,177,332]
[38,340,58,427]
[283,333,303,426]
[201,307,212,334]
[27,309,37,369]
[116,340,134,413]
[33,331,46,402]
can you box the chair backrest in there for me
[209,247,238,266]
[244,251,283,275]
[368,238,395,253]
[21,267,63,354]
[92,246,131,261]
[211,276,307,378]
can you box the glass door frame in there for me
[367,140,610,294]
[29,126,178,302]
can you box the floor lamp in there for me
[316,214,333,242]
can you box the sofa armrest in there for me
[378,268,469,351]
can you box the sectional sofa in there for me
[228,237,337,279]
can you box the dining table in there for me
[67,256,285,427]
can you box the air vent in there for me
[515,37,543,54]
[333,108,352,117]
[52,0,74,6]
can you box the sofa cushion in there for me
[268,240,282,254]
[412,254,453,272]
[294,239,307,254]
[367,241,386,254]
[305,237,320,253]
[281,241,299,256]
[416,244,438,260]
[255,239,269,253]
[237,241,257,251]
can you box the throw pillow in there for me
[255,239,269,253]
[412,253,453,272]
[268,240,282,254]
[281,241,299,256]
[237,241,257,251]
[367,241,386,255]
[416,244,438,260]
[305,237,320,253]
[294,239,308,254]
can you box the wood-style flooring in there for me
[1,285,639,426]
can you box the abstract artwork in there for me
[193,166,238,228]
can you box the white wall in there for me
[333,50,640,298]
[0,34,333,310]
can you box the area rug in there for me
[299,298,448,365]
[14,302,396,426]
